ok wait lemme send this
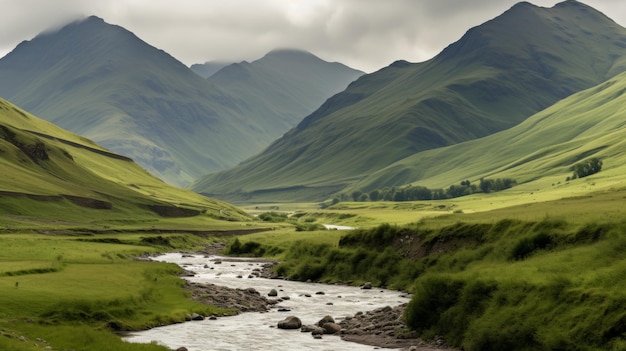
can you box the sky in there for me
[1,0,625,73]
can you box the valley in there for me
[1,1,626,350]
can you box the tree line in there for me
[331,177,517,204]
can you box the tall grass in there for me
[258,217,626,350]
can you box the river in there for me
[124,253,411,351]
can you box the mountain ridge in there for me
[0,16,362,187]
[192,0,626,202]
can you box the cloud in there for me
[0,0,625,72]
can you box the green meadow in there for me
[0,232,235,351]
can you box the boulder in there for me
[322,322,342,334]
[244,287,259,295]
[268,288,278,297]
[361,282,373,289]
[277,316,302,329]
[317,315,335,327]
[190,313,204,321]
[176,347,188,351]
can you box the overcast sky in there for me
[1,0,625,72]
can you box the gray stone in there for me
[322,322,342,334]
[277,316,302,329]
[317,315,335,327]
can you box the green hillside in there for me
[351,70,626,193]
[0,17,361,187]
[0,97,251,229]
[193,0,626,202]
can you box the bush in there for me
[405,276,465,332]
[227,238,266,256]
[511,232,553,260]
[571,157,602,179]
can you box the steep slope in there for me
[0,97,250,225]
[193,0,626,202]
[0,17,361,187]
[354,70,626,192]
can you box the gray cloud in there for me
[0,0,625,72]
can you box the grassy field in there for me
[0,232,234,351]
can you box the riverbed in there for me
[124,253,411,350]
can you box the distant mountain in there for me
[0,17,362,187]
[0,97,248,222]
[207,49,364,130]
[192,0,626,202]
[190,60,231,78]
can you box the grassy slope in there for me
[353,70,626,193]
[192,1,626,202]
[0,98,252,230]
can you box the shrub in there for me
[511,232,553,260]
[227,238,266,256]
[405,276,465,332]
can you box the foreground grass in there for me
[0,233,231,351]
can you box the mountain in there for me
[0,97,249,224]
[190,60,231,78]
[192,0,626,202]
[0,17,362,187]
[207,49,364,130]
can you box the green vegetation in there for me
[0,97,256,231]
[337,178,516,203]
[569,157,603,180]
[229,186,626,350]
[0,233,232,351]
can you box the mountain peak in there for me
[261,48,316,60]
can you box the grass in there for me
[0,233,231,351]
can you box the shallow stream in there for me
[124,253,410,351]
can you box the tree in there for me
[572,158,602,179]
[369,189,381,201]
[479,178,494,193]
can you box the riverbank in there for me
[179,256,455,351]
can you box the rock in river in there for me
[277,316,302,329]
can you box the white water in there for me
[124,253,410,351]
[322,224,356,230]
